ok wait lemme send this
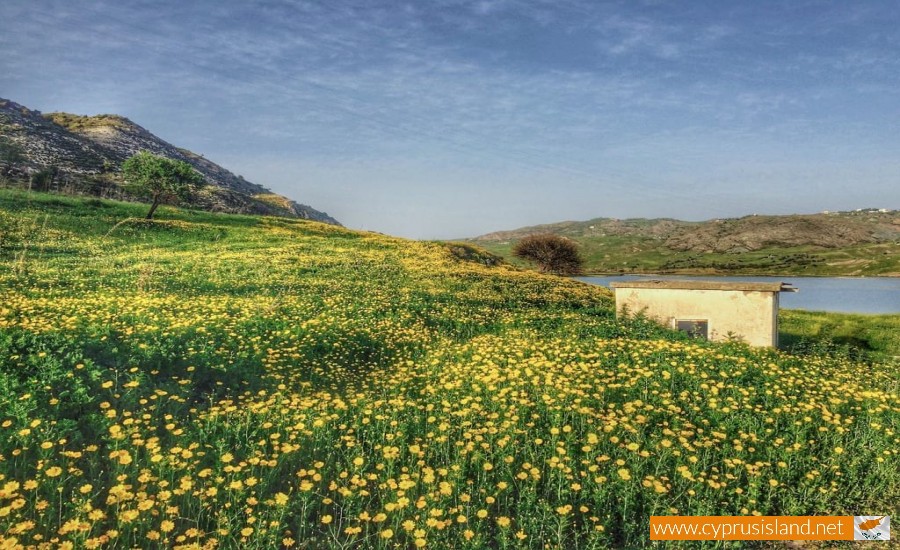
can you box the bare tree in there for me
[513,234,584,275]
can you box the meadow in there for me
[780,310,900,364]
[473,233,900,277]
[0,189,897,549]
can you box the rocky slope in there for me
[662,213,895,254]
[469,210,900,276]
[473,211,899,252]
[0,98,339,224]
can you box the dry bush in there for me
[512,234,584,275]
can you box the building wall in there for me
[614,288,778,347]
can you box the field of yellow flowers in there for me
[0,190,897,549]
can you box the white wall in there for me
[615,287,778,347]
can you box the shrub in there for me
[513,233,584,275]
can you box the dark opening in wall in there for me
[676,319,708,340]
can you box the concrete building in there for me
[610,280,797,347]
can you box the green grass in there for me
[0,189,898,549]
[475,235,900,277]
[780,310,900,363]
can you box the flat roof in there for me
[610,280,797,292]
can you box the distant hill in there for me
[469,211,900,276]
[0,98,339,224]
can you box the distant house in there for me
[610,280,797,347]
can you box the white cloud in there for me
[2,0,898,236]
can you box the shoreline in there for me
[580,272,900,279]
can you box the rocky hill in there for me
[469,210,900,276]
[0,98,339,224]
[663,213,897,254]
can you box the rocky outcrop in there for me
[0,98,339,225]
[0,100,109,174]
[663,213,895,253]
[472,211,899,252]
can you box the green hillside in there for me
[469,213,900,276]
[0,190,897,548]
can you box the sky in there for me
[2,1,899,238]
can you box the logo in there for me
[854,516,890,541]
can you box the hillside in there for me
[0,189,897,548]
[0,98,339,224]
[470,211,900,276]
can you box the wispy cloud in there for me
[2,0,898,236]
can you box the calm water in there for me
[577,275,900,314]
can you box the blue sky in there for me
[2,0,899,238]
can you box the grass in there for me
[43,112,131,131]
[474,235,900,277]
[0,189,898,549]
[780,310,900,363]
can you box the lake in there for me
[577,275,900,314]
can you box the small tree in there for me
[122,151,205,219]
[30,166,58,192]
[513,234,584,275]
[0,137,25,179]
